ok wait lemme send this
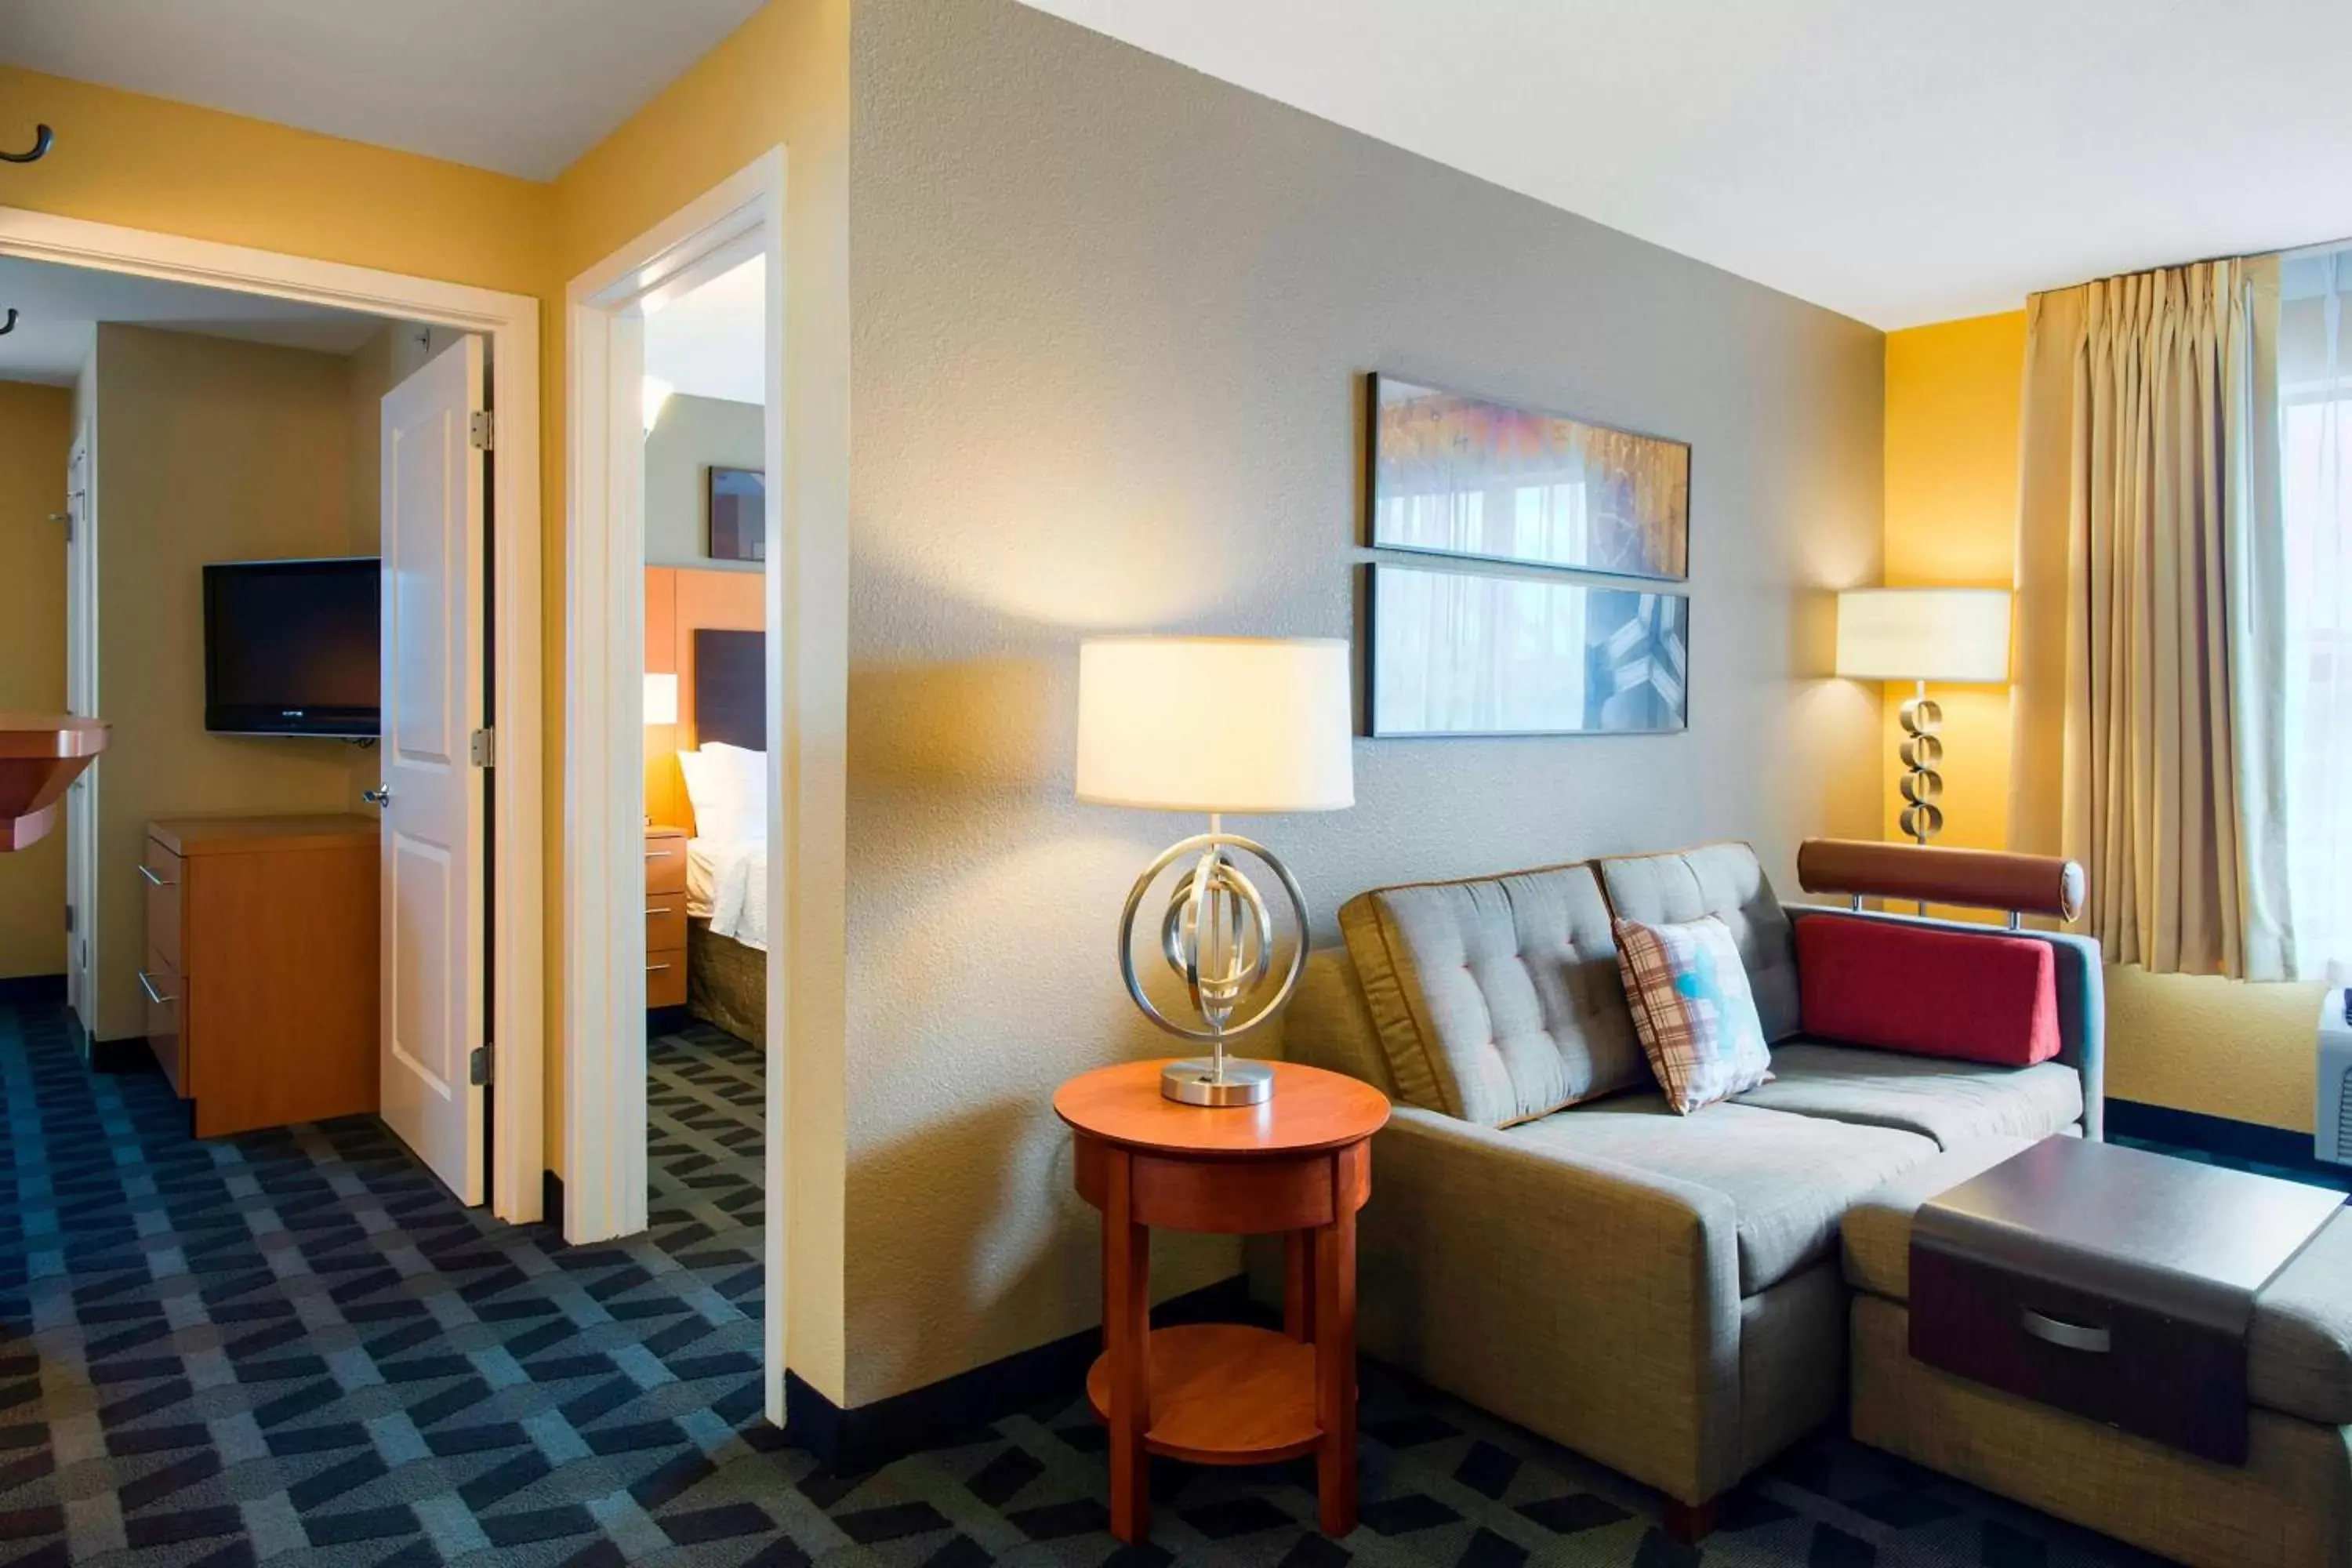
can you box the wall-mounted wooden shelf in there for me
[0,714,109,851]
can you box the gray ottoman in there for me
[1843,1142,2352,1568]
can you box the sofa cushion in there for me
[1797,914,2061,1066]
[1614,915,1773,1114]
[1597,844,1799,1040]
[1846,1152,2352,1426]
[1338,864,1644,1127]
[1512,1097,1936,1293]
[1735,1040,2083,1149]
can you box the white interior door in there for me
[376,336,488,1203]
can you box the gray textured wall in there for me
[843,0,1886,1404]
[644,394,764,570]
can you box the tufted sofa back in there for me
[1593,844,1802,1042]
[1287,843,1799,1127]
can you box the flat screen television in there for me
[203,557,381,738]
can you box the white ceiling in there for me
[645,255,765,407]
[0,0,765,180]
[1018,0,2352,329]
[0,253,385,386]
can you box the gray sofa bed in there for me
[1271,842,2103,1530]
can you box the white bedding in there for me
[688,836,768,953]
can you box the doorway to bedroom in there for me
[564,151,799,1422]
[640,248,771,1282]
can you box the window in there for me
[2279,246,2352,984]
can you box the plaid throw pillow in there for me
[1613,915,1773,1114]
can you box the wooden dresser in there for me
[645,825,689,1009]
[140,815,379,1138]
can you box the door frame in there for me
[64,428,96,1033]
[0,205,547,1225]
[562,153,796,1410]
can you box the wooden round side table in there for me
[1054,1058,1391,1543]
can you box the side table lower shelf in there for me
[1086,1323,1322,1465]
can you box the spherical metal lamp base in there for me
[1116,825,1310,1109]
[1160,1058,1275,1106]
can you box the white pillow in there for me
[684,743,767,842]
[704,743,768,833]
[676,750,735,842]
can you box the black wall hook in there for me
[0,310,16,337]
[1,125,54,165]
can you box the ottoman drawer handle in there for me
[2022,1308,2111,1354]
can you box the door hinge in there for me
[63,903,73,934]
[469,411,495,451]
[470,1044,494,1087]
[469,728,495,768]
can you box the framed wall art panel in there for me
[708,466,767,563]
[1367,562,1689,738]
[1367,374,1690,581]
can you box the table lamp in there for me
[1835,588,2012,844]
[643,673,679,728]
[1076,636,1355,1106]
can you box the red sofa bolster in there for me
[1796,914,2060,1067]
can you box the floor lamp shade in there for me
[1075,637,1355,815]
[1835,589,2012,684]
[1835,588,2010,850]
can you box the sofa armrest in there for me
[1785,906,2105,1139]
[1355,1105,1745,1503]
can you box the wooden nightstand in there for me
[644,826,688,1010]
[1054,1060,1391,1543]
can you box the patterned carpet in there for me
[645,1025,764,1287]
[0,999,2197,1566]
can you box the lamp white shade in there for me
[643,672,679,727]
[1835,588,2012,684]
[1076,637,1355,814]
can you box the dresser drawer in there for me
[646,947,688,1009]
[140,840,184,971]
[644,836,688,896]
[644,898,688,954]
[139,948,186,1098]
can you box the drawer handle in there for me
[2022,1308,2110,1354]
[647,962,673,974]
[137,863,176,887]
[647,905,674,916]
[136,970,176,1007]
[645,848,676,859]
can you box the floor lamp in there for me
[1835,588,2012,846]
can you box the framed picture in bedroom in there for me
[1367,373,1690,581]
[708,466,766,562]
[1367,562,1689,738]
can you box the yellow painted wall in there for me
[1882,313,2022,864]
[1884,310,2326,1131]
[0,66,552,299]
[0,383,74,978]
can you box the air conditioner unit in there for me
[2321,989,2352,1167]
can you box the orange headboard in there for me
[644,567,764,833]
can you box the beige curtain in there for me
[2009,257,2293,979]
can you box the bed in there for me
[679,627,768,1040]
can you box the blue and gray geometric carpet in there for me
[0,1000,2178,1565]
